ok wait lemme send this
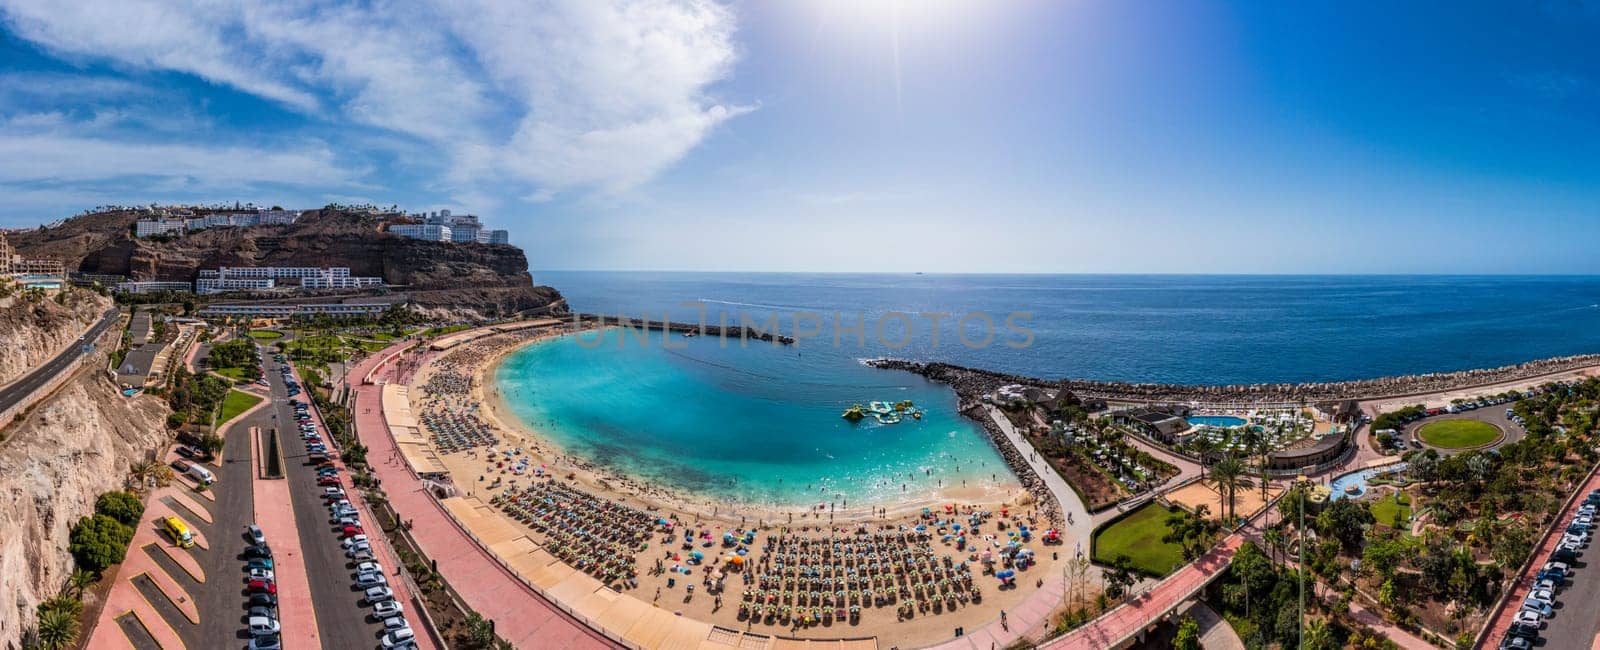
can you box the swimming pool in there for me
[1328,462,1409,501]
[1187,415,1247,428]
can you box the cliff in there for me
[9,207,564,317]
[0,288,108,386]
[0,327,168,647]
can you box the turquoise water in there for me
[493,330,1012,507]
[1187,415,1246,428]
[1328,462,1409,501]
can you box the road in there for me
[261,351,391,648]
[0,307,119,409]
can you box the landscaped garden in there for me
[1092,501,1186,576]
[218,389,263,425]
[1416,419,1499,449]
[1368,491,1412,530]
[246,329,284,339]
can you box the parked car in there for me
[342,525,365,538]
[248,593,278,608]
[247,606,277,621]
[355,561,384,575]
[1505,621,1540,640]
[356,572,387,587]
[318,476,341,487]
[1520,600,1552,618]
[342,534,369,549]
[1499,636,1532,650]
[247,567,275,582]
[1513,610,1543,628]
[382,616,410,632]
[246,558,274,571]
[247,616,281,636]
[372,600,403,619]
[247,579,277,595]
[365,586,395,604]
[380,627,416,649]
[247,524,267,546]
[244,544,273,559]
[248,633,282,650]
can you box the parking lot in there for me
[260,348,415,648]
[1395,402,1527,456]
[1485,482,1600,649]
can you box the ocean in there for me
[531,272,1600,385]
[495,273,1600,504]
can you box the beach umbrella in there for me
[995,570,1014,579]
[690,551,704,559]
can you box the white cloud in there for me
[0,0,748,207]
[0,124,360,189]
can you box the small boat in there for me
[1343,484,1360,495]
[841,405,865,422]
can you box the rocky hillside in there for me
[0,318,168,648]
[9,207,564,316]
[0,287,108,386]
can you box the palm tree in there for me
[68,569,96,599]
[1190,435,1217,478]
[1207,455,1254,525]
[1303,616,1335,650]
[35,607,79,650]
[1263,528,1284,565]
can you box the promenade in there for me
[347,344,620,650]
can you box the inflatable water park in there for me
[841,400,924,424]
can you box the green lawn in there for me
[1092,502,1186,577]
[246,329,284,339]
[1417,420,1499,449]
[1370,492,1413,528]
[218,389,263,425]
[215,366,254,381]
[423,324,473,337]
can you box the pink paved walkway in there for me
[347,344,619,650]
[251,425,322,648]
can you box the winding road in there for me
[0,307,119,411]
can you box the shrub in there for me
[68,514,133,575]
[95,491,145,526]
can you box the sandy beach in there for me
[397,324,1058,647]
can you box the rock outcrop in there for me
[0,289,108,386]
[0,299,168,648]
[9,207,564,317]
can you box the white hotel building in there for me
[195,266,381,294]
[195,277,275,294]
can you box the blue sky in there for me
[0,1,1597,273]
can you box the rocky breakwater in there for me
[0,304,169,647]
[0,288,107,386]
[870,360,1071,526]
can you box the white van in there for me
[187,464,215,485]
